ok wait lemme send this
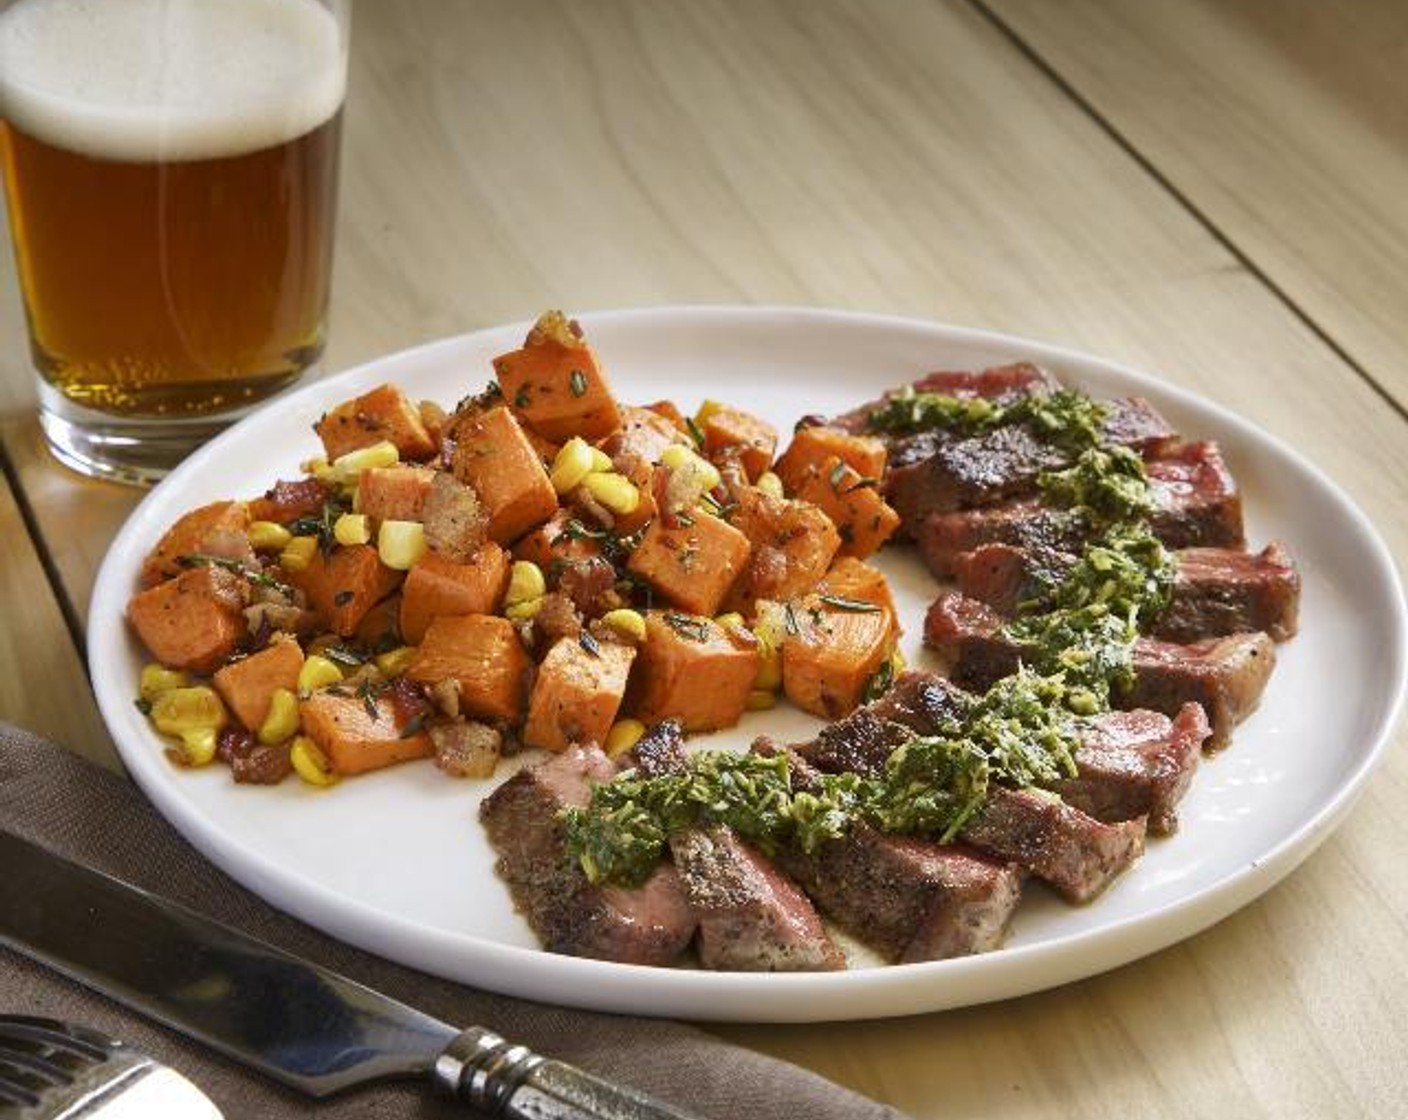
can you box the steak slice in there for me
[1158,543,1300,642]
[915,500,1086,579]
[758,740,1024,962]
[831,362,1061,436]
[1056,704,1210,835]
[1145,440,1244,549]
[669,825,845,972]
[962,787,1147,904]
[923,591,1276,746]
[621,718,688,778]
[886,397,1176,526]
[479,745,696,965]
[950,541,1301,643]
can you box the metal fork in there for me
[0,1016,221,1119]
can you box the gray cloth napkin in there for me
[0,724,905,1119]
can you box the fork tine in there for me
[0,1016,113,1061]
[0,1043,75,1085]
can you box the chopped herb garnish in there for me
[568,369,588,398]
[320,645,366,668]
[844,476,880,493]
[514,383,532,408]
[333,590,355,607]
[818,594,881,613]
[783,602,800,636]
[579,630,602,658]
[175,554,294,597]
[685,416,706,449]
[828,460,848,490]
[662,612,710,642]
[399,712,426,739]
[134,698,153,716]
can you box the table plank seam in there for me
[0,438,89,671]
[964,0,1408,431]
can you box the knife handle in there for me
[434,1026,700,1119]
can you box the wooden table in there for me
[4,3,1406,1115]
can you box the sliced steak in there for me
[1056,704,1210,835]
[1124,632,1275,750]
[1158,543,1299,642]
[886,397,1176,527]
[479,745,696,965]
[669,825,845,972]
[961,787,1146,904]
[950,541,1300,643]
[757,739,1023,962]
[923,591,1276,746]
[866,668,970,734]
[622,718,688,778]
[831,362,1061,435]
[792,706,914,776]
[1145,441,1244,549]
[916,500,1086,580]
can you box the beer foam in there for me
[0,0,346,163]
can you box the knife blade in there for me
[0,830,698,1119]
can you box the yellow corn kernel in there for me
[290,735,339,787]
[590,447,615,472]
[374,646,416,679]
[175,727,219,767]
[333,512,371,547]
[301,455,335,483]
[694,399,723,427]
[332,439,400,483]
[549,436,595,495]
[659,443,721,492]
[504,596,544,621]
[746,689,776,711]
[151,687,227,736]
[280,535,319,573]
[604,718,647,758]
[505,560,546,607]
[714,612,746,633]
[377,520,427,570]
[297,654,343,695]
[139,663,190,702]
[257,688,300,746]
[755,470,785,500]
[248,520,293,553]
[600,608,647,643]
[754,644,782,691]
[582,471,640,516]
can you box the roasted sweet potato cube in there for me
[627,612,759,731]
[449,406,559,544]
[699,403,778,481]
[315,383,437,462]
[247,478,331,526]
[127,566,249,675]
[818,556,900,633]
[523,637,636,752]
[140,500,252,588]
[399,544,511,644]
[285,544,404,637]
[212,638,305,731]
[625,512,752,617]
[406,614,532,722]
[787,455,901,559]
[721,487,840,616]
[512,509,604,569]
[775,425,887,488]
[298,689,432,776]
[600,405,690,472]
[492,311,622,442]
[782,592,898,719]
[353,593,402,648]
[356,465,436,523]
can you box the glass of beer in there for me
[0,0,349,484]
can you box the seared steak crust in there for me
[962,787,1147,904]
[670,826,845,972]
[479,746,696,964]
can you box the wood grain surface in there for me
[1,2,1404,1116]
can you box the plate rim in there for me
[88,304,1408,1021]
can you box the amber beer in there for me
[0,0,348,481]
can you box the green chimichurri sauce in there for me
[563,385,1174,888]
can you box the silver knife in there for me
[0,830,700,1119]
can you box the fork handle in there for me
[433,1027,700,1119]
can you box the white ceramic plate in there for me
[89,307,1407,1022]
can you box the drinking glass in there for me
[0,0,350,484]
